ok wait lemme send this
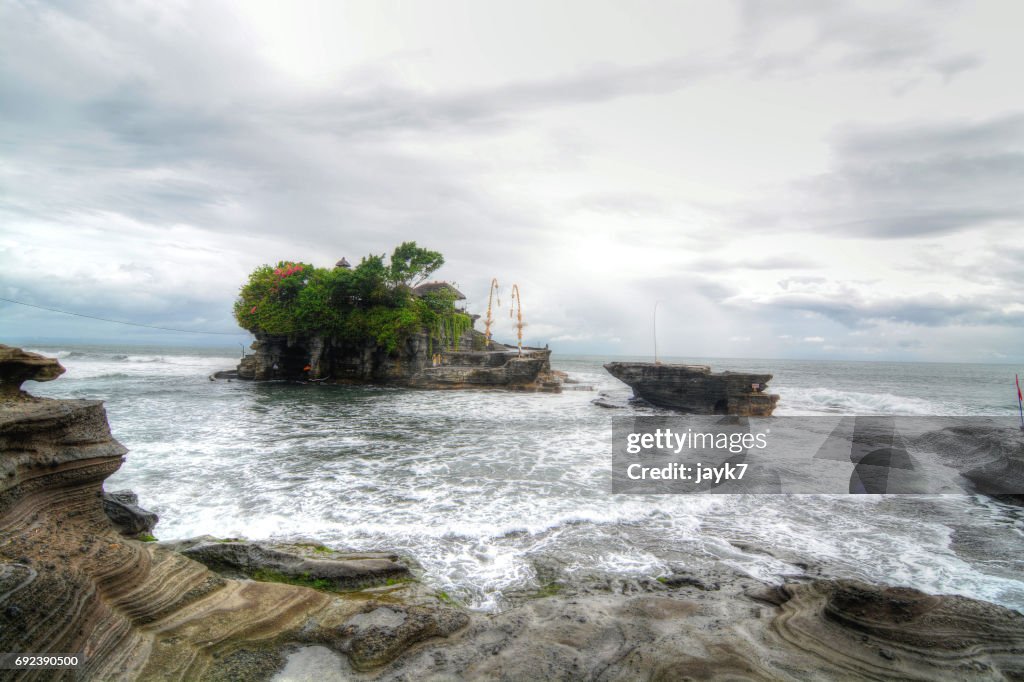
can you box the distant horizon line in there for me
[2,337,1019,368]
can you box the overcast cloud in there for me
[1,0,1022,361]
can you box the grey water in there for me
[24,345,1024,612]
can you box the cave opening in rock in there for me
[713,399,728,414]
[278,345,311,379]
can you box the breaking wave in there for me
[777,386,961,416]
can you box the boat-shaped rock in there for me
[604,362,780,416]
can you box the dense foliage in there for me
[233,242,472,353]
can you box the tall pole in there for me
[484,278,499,349]
[510,284,523,357]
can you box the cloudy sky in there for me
[1,0,1022,361]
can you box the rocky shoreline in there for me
[2,345,1024,680]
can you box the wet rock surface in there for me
[336,603,470,670]
[604,361,780,416]
[591,392,624,408]
[909,421,1024,504]
[763,579,1024,679]
[328,573,1024,681]
[102,489,159,537]
[164,536,412,591]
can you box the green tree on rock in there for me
[233,243,469,355]
[387,241,444,288]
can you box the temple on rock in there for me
[236,324,561,391]
[233,254,565,391]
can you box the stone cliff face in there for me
[237,329,561,391]
[604,362,780,416]
[237,330,452,383]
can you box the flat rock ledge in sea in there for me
[605,361,781,416]
[2,347,1023,680]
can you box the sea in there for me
[22,344,1024,612]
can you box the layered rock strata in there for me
[0,345,64,398]
[604,361,780,416]
[274,574,1024,680]
[0,350,466,681]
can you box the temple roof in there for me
[412,281,466,300]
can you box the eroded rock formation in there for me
[755,580,1024,679]
[604,361,780,416]
[277,574,1024,680]
[0,349,466,680]
[0,344,65,398]
[102,490,158,537]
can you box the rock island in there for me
[227,242,562,392]
[605,361,780,416]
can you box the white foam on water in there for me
[24,347,237,382]
[775,386,950,416]
[24,348,74,359]
[26,347,1024,612]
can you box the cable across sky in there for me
[0,296,247,336]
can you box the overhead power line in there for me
[0,296,247,336]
